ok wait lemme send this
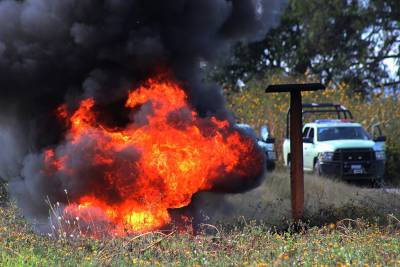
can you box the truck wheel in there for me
[372,177,384,188]
[266,161,276,172]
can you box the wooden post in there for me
[265,83,325,221]
[290,91,304,220]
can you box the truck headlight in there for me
[267,151,276,160]
[319,152,334,161]
[375,151,386,160]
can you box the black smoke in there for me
[0,0,287,231]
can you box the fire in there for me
[43,74,264,237]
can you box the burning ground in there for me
[0,0,286,236]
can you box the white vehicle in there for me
[283,104,385,184]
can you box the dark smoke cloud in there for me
[0,0,285,117]
[0,0,287,230]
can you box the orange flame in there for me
[43,74,263,237]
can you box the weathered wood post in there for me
[265,83,325,221]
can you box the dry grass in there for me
[196,170,400,227]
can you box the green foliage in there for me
[215,0,400,94]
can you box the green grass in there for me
[1,172,400,266]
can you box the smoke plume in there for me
[0,0,286,232]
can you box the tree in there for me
[214,0,400,94]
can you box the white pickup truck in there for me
[283,104,386,184]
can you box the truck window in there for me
[317,126,370,141]
[308,128,315,139]
[302,127,310,137]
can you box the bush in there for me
[226,73,400,184]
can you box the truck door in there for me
[303,127,315,170]
[370,123,386,151]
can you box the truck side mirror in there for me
[303,137,314,144]
[374,136,386,142]
[260,125,270,142]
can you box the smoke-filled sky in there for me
[0,0,287,231]
[0,0,286,178]
[0,0,285,113]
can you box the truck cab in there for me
[283,104,386,183]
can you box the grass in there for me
[1,172,400,266]
[195,170,400,227]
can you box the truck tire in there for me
[266,160,276,171]
[372,177,384,188]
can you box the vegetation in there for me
[226,73,400,184]
[215,0,400,94]
[1,172,400,266]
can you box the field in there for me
[1,171,400,266]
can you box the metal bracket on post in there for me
[265,83,325,221]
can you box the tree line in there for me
[213,0,400,95]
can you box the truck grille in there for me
[333,148,374,162]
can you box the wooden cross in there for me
[265,83,325,221]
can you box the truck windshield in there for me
[317,126,370,141]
